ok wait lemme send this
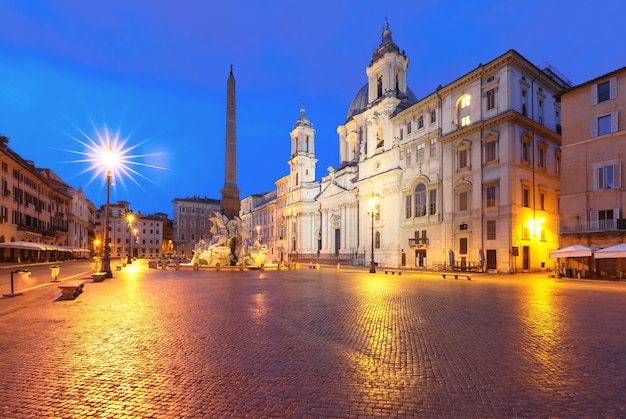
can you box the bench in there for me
[442,273,471,281]
[92,272,106,282]
[59,280,85,300]
[384,270,402,275]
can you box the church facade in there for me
[242,23,570,273]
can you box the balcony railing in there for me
[408,237,429,247]
[559,219,624,234]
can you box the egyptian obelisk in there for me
[220,65,241,218]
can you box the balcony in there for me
[559,219,625,234]
[408,237,429,248]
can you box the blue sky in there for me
[0,0,624,217]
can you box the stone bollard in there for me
[337,263,340,270]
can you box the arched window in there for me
[377,74,383,98]
[414,183,427,217]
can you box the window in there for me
[461,115,471,127]
[538,146,546,168]
[593,78,617,104]
[414,184,427,217]
[591,111,618,138]
[598,81,610,102]
[375,231,381,249]
[522,225,530,239]
[484,140,497,163]
[486,89,495,110]
[540,192,545,210]
[486,186,496,207]
[487,220,496,240]
[522,140,531,163]
[459,237,468,255]
[429,138,436,157]
[407,122,412,134]
[595,162,621,190]
[459,191,468,211]
[418,115,424,129]
[460,95,470,108]
[405,195,412,218]
[522,186,530,208]
[416,143,425,162]
[405,148,412,165]
[429,190,437,215]
[597,114,612,136]
[430,110,436,123]
[458,148,469,169]
[457,95,471,127]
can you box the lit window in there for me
[461,115,470,127]
[461,95,470,108]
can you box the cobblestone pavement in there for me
[1,262,625,418]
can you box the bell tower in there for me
[288,104,317,189]
[365,21,410,105]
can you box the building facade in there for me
[559,67,626,276]
[0,137,95,261]
[95,200,165,260]
[172,196,221,258]
[243,23,570,273]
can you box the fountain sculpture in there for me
[189,211,272,269]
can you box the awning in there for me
[594,243,626,259]
[549,245,598,258]
[0,241,68,251]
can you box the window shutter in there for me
[590,210,599,230]
[615,207,621,219]
[590,117,598,138]
[591,84,598,105]
[615,163,622,188]
[609,77,618,99]
[611,111,618,133]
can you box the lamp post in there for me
[368,193,379,273]
[126,213,134,264]
[101,143,116,278]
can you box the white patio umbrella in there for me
[549,245,598,258]
[594,243,626,259]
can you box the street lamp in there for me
[126,213,134,264]
[101,142,117,278]
[368,193,379,273]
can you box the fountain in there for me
[188,211,273,269]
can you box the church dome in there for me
[345,22,418,122]
[346,84,418,121]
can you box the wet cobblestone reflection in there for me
[1,262,625,417]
